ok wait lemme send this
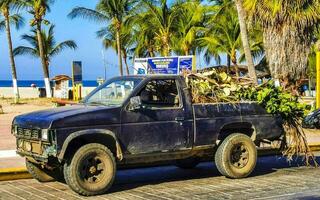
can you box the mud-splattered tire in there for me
[175,157,200,169]
[215,133,257,179]
[63,143,116,196]
[26,160,55,182]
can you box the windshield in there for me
[85,78,142,106]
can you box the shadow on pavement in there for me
[108,155,320,194]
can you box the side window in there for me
[139,79,180,108]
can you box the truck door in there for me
[120,78,191,154]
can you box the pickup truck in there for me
[12,75,283,196]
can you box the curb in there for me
[1,144,320,182]
[0,167,31,181]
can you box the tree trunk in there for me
[227,54,231,74]
[122,50,130,75]
[263,26,311,80]
[231,50,240,77]
[234,0,258,84]
[116,29,123,76]
[184,47,189,56]
[36,23,52,98]
[3,8,19,103]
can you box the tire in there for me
[215,133,257,179]
[63,143,116,196]
[26,160,55,182]
[175,157,200,169]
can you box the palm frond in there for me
[13,46,38,57]
[68,7,108,23]
[9,13,25,30]
[50,40,77,57]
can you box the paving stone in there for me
[1,156,320,200]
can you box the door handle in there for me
[175,117,185,121]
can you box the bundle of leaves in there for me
[185,70,317,166]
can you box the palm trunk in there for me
[231,50,239,77]
[227,54,231,74]
[263,26,311,80]
[184,47,189,56]
[116,29,123,76]
[234,0,258,84]
[36,23,52,97]
[122,50,130,75]
[3,8,19,103]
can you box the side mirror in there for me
[129,96,142,111]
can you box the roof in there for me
[51,75,71,81]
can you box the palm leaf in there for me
[50,40,77,57]
[68,7,108,23]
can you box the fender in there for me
[58,129,123,161]
[217,121,256,142]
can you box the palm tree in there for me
[234,0,257,84]
[136,0,178,56]
[244,0,320,81]
[69,0,137,76]
[97,25,132,75]
[13,25,77,77]
[172,1,206,56]
[0,0,24,103]
[208,0,257,82]
[199,6,242,76]
[24,0,55,97]
[129,17,157,57]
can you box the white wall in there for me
[0,87,96,99]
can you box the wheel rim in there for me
[230,143,249,168]
[79,153,107,186]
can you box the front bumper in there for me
[16,138,57,164]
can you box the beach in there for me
[0,87,96,98]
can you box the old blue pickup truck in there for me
[12,75,283,196]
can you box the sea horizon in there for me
[0,80,99,87]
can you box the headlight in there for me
[12,126,18,135]
[41,129,49,141]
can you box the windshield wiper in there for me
[85,101,107,106]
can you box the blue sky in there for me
[0,0,223,81]
[0,0,121,81]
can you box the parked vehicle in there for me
[303,108,320,129]
[12,75,283,196]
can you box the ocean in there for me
[0,80,99,87]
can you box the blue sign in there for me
[148,57,179,74]
[72,61,82,85]
[179,57,193,72]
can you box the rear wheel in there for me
[215,133,257,178]
[63,143,116,196]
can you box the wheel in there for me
[26,160,55,182]
[214,133,257,179]
[63,143,116,196]
[175,157,200,169]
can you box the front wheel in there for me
[63,143,116,196]
[214,133,257,179]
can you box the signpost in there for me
[317,52,320,108]
[72,61,83,101]
[134,56,196,75]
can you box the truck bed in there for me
[192,102,283,146]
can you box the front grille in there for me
[17,127,40,140]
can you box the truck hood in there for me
[13,105,121,129]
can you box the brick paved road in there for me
[1,156,320,200]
